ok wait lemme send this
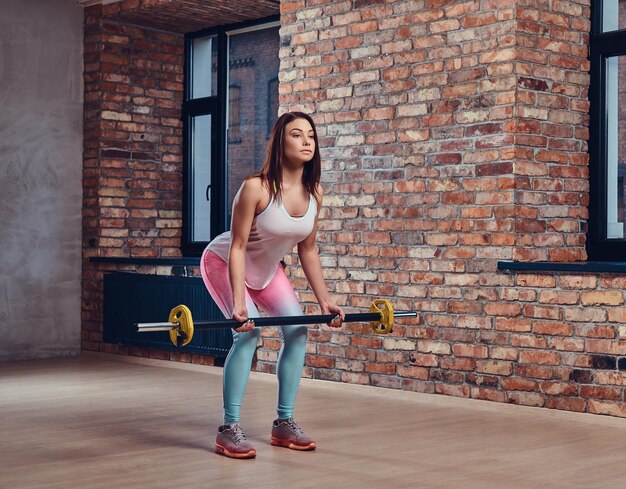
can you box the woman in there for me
[200,111,345,459]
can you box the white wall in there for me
[0,0,84,360]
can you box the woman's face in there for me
[283,118,315,165]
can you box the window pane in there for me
[192,36,217,98]
[226,26,280,223]
[607,55,626,238]
[191,114,212,241]
[602,0,626,32]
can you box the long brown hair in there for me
[257,111,321,203]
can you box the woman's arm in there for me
[228,177,265,331]
[297,186,344,327]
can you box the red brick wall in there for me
[266,0,626,418]
[82,1,626,418]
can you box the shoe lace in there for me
[284,418,304,436]
[229,424,248,444]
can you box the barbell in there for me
[135,299,417,347]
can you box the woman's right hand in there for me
[232,306,255,333]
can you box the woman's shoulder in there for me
[313,183,324,206]
[239,176,270,213]
[240,176,268,198]
[242,175,264,190]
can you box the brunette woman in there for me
[200,111,344,459]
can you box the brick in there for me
[383,338,417,351]
[441,357,475,371]
[523,305,562,320]
[453,344,488,358]
[417,340,451,355]
[476,360,513,376]
[409,353,439,367]
[559,275,598,289]
[537,291,579,305]
[512,334,547,349]
[519,351,561,365]
[435,384,470,398]
[587,401,626,418]
[471,387,507,402]
[594,371,626,386]
[397,365,430,380]
[507,392,545,407]
[564,308,607,323]
[581,386,622,401]
[579,325,615,339]
[539,382,579,396]
[457,316,492,329]
[501,377,537,391]
[484,303,522,317]
[581,291,625,306]
[532,321,573,337]
[491,347,518,361]
[608,309,626,323]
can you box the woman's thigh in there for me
[200,249,260,320]
[200,249,234,317]
[250,265,303,318]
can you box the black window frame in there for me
[588,1,626,260]
[182,15,279,256]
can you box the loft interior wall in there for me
[0,0,84,360]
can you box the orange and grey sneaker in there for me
[271,418,316,451]
[215,423,256,459]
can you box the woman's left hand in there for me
[321,302,345,328]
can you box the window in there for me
[182,18,280,255]
[588,1,626,259]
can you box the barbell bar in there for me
[135,299,417,347]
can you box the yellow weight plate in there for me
[168,304,194,347]
[370,299,394,335]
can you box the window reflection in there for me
[607,56,626,238]
[226,26,280,225]
[192,36,218,98]
[603,0,626,33]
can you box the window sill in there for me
[498,261,626,274]
[90,257,201,266]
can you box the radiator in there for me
[103,272,232,356]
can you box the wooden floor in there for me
[2,353,626,489]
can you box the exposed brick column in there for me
[512,0,590,262]
[277,0,522,389]
[96,15,184,259]
[81,6,187,354]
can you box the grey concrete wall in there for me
[0,0,84,360]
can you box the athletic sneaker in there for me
[215,423,256,459]
[271,418,316,451]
